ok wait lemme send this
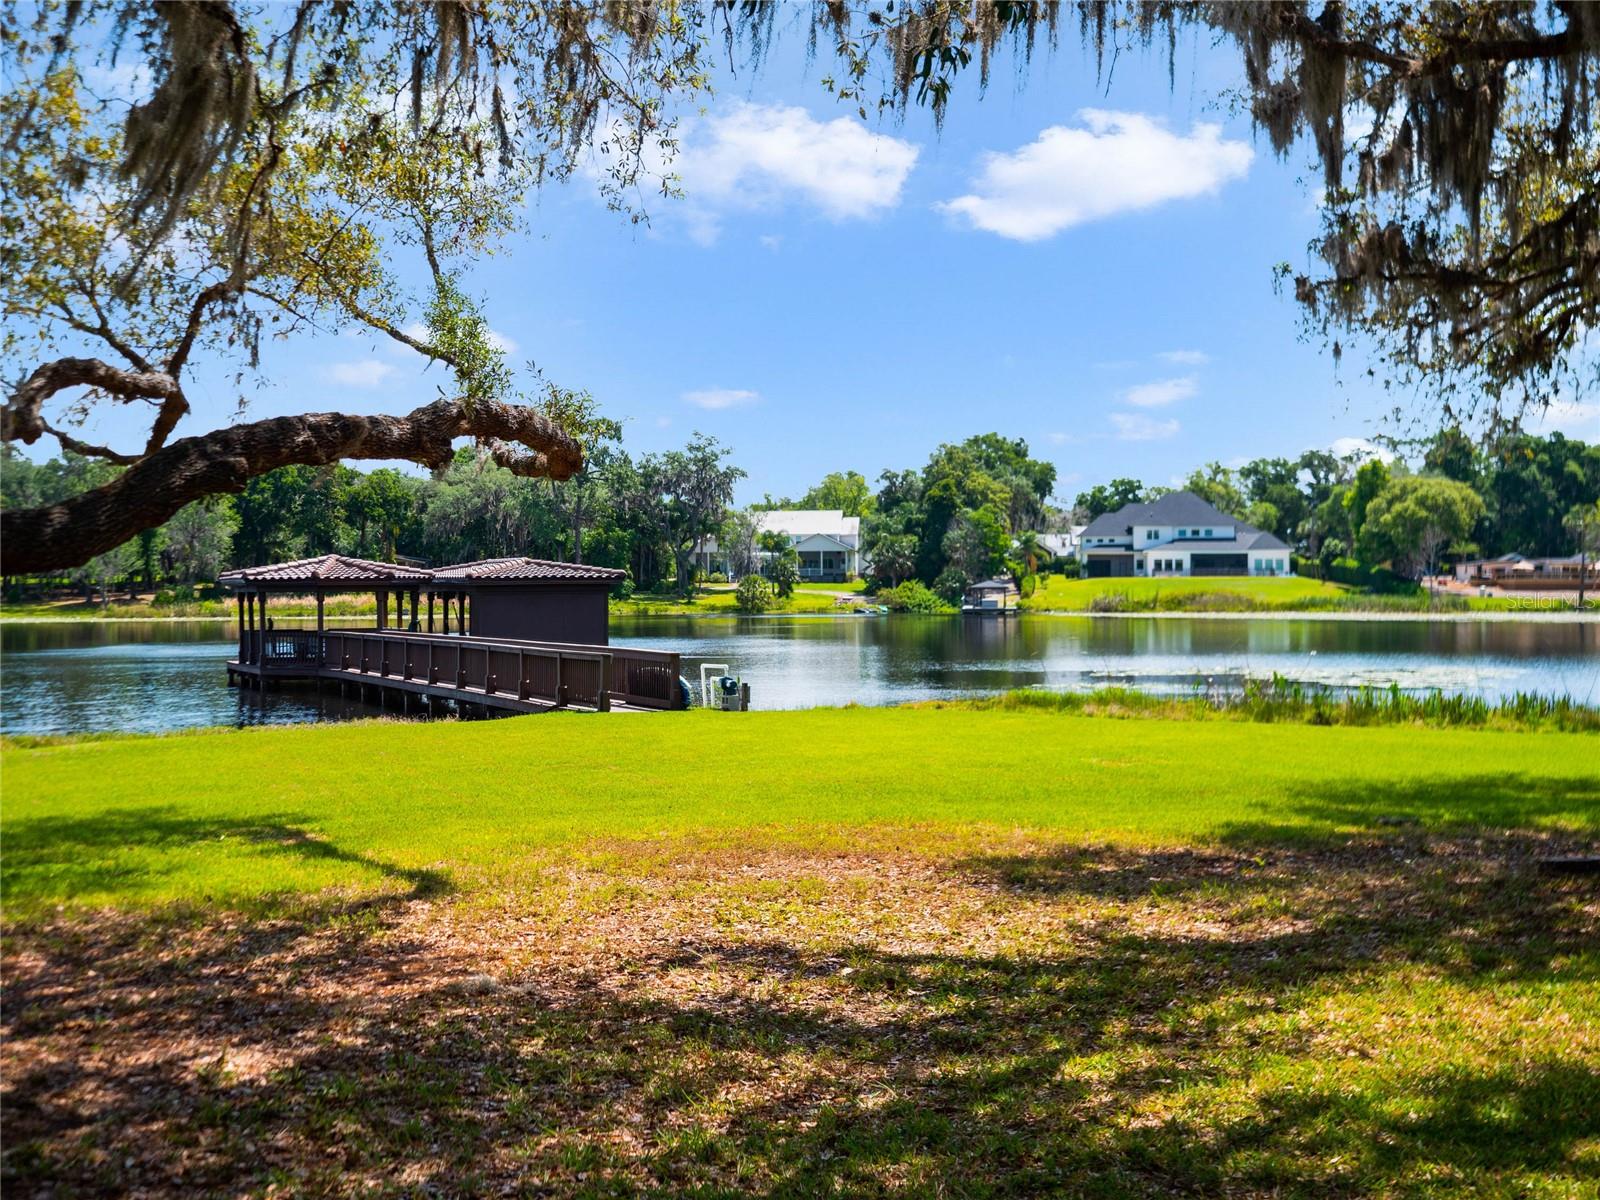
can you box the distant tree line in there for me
[3,427,1594,601]
[0,431,744,601]
[1070,430,1599,582]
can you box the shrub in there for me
[707,572,728,584]
[1019,573,1038,599]
[1295,555,1417,594]
[611,576,636,600]
[1089,591,1130,613]
[735,574,775,613]
[878,580,954,614]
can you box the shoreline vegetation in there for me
[7,682,1598,752]
[1,576,1588,622]
[5,699,1597,1196]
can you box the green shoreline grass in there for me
[1020,574,1573,614]
[4,705,1597,1197]
[5,704,1595,917]
[5,574,1578,620]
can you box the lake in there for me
[2,614,1596,735]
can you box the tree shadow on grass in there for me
[1220,772,1600,847]
[1,806,451,914]
[964,773,1599,990]
[5,816,1598,1197]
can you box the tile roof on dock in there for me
[219,554,432,585]
[220,554,623,588]
[424,557,627,583]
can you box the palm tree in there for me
[867,533,916,588]
[1013,531,1053,577]
[1565,502,1600,610]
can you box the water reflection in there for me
[1,614,1595,734]
[0,623,390,735]
[612,613,1600,711]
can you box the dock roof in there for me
[220,554,624,590]
[219,554,432,587]
[429,557,626,583]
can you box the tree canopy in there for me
[4,2,1596,573]
[1,1,704,572]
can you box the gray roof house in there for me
[1080,492,1291,579]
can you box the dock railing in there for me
[320,630,607,709]
[313,629,684,711]
[236,626,683,711]
[474,638,682,709]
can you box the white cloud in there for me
[758,234,784,252]
[391,322,516,358]
[1529,399,1600,436]
[326,359,397,388]
[939,110,1253,241]
[1110,413,1180,441]
[654,415,673,428]
[661,102,919,243]
[1329,436,1396,463]
[1123,376,1197,408]
[683,388,760,411]
[1158,349,1210,366]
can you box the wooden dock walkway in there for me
[227,629,682,716]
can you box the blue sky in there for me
[50,22,1598,506]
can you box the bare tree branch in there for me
[0,396,583,574]
[37,421,142,465]
[3,357,184,446]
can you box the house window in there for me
[1204,528,1213,537]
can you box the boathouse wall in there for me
[468,583,612,646]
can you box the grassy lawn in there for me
[1020,575,1571,614]
[794,578,870,593]
[1023,575,1353,612]
[4,709,1597,1196]
[612,587,849,616]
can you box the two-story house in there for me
[1080,492,1291,579]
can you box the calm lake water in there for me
[2,614,1597,735]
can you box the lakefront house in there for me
[1080,492,1292,579]
[694,509,864,582]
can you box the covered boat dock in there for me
[220,555,682,714]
